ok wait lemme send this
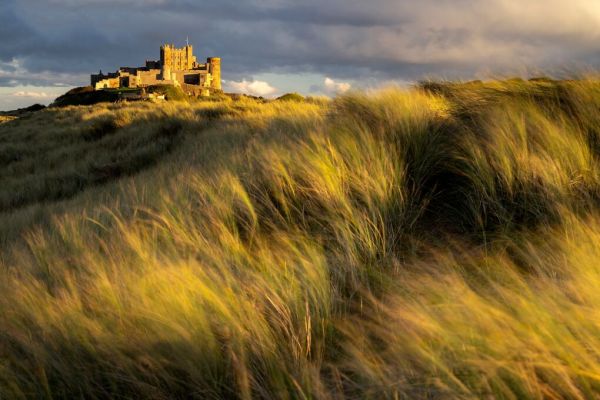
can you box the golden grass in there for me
[0,115,17,124]
[1,79,600,398]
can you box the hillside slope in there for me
[2,79,600,399]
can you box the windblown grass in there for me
[2,78,600,398]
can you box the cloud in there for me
[0,85,66,110]
[12,91,51,98]
[224,79,278,97]
[0,58,86,87]
[324,77,351,94]
[0,0,599,107]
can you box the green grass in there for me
[2,78,600,398]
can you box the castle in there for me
[91,43,221,96]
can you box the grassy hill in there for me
[2,78,600,399]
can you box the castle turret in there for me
[161,64,171,81]
[208,57,221,91]
[185,45,193,70]
[160,44,170,68]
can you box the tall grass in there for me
[337,215,600,399]
[1,78,600,398]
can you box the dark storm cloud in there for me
[0,2,38,58]
[2,0,600,87]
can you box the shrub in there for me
[276,92,305,102]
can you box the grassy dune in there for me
[1,79,600,398]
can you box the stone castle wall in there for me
[136,69,162,86]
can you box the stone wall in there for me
[172,70,208,86]
[94,77,120,90]
[137,69,162,86]
[181,83,210,97]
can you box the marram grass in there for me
[1,79,600,398]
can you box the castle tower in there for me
[160,43,195,71]
[185,45,193,70]
[208,57,221,90]
[160,44,171,69]
[161,64,171,81]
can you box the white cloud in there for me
[0,85,68,111]
[12,91,51,98]
[324,77,351,94]
[224,79,278,97]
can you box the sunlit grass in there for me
[338,214,600,398]
[2,79,600,398]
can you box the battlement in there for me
[160,44,197,71]
[91,42,221,96]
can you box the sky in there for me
[1,0,600,110]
